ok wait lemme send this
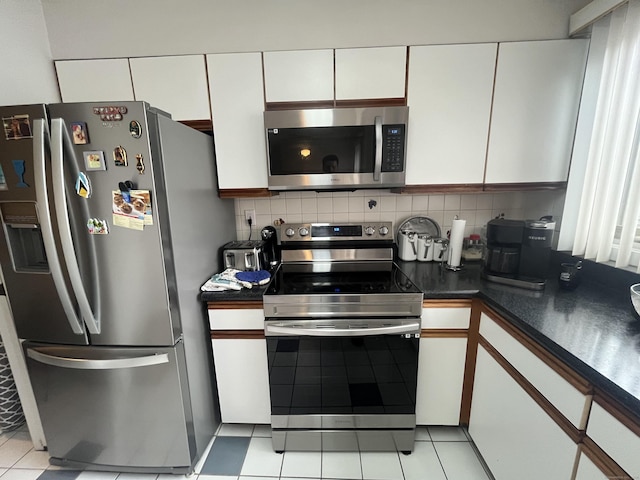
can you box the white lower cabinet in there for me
[575,452,610,480]
[211,337,270,424]
[479,313,590,429]
[209,307,270,424]
[469,346,577,479]
[416,337,467,425]
[586,402,640,478]
[416,305,470,425]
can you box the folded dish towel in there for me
[201,269,271,292]
[201,268,248,291]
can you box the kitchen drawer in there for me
[421,307,470,329]
[208,308,264,330]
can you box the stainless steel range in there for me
[263,222,423,453]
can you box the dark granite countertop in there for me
[202,255,640,419]
[200,285,267,303]
[401,256,640,419]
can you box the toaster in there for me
[222,240,265,271]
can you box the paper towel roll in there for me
[448,218,466,268]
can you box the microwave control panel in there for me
[381,124,406,172]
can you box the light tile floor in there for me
[0,424,494,480]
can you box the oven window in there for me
[267,334,418,415]
[268,126,375,175]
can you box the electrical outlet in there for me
[244,209,256,225]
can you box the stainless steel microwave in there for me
[264,106,409,191]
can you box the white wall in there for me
[0,0,59,105]
[41,0,590,60]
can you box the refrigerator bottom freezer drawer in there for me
[24,341,196,472]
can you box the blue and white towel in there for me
[201,268,271,292]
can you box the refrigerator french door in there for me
[0,102,234,472]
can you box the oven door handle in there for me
[264,321,420,337]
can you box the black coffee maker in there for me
[260,226,280,270]
[482,216,555,290]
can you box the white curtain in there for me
[571,0,640,272]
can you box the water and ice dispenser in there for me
[0,203,48,274]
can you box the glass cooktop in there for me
[264,262,421,296]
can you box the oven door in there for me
[264,319,420,452]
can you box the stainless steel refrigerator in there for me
[0,102,235,473]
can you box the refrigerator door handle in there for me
[50,119,100,335]
[33,119,84,335]
[27,348,169,370]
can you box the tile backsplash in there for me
[234,189,566,243]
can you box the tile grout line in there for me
[430,441,450,480]
[396,450,406,480]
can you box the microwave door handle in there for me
[33,119,84,335]
[373,115,383,182]
[50,119,100,335]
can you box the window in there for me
[560,0,640,273]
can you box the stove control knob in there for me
[299,227,309,237]
[364,226,375,236]
[285,227,295,237]
[379,226,389,236]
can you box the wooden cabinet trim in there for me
[211,330,265,340]
[423,299,473,309]
[399,184,485,194]
[180,119,213,133]
[460,297,482,425]
[592,388,640,438]
[208,301,264,309]
[483,182,567,191]
[396,183,566,195]
[580,438,633,479]
[335,98,407,108]
[421,329,467,338]
[479,336,584,444]
[218,188,273,198]
[265,100,335,111]
[481,304,592,395]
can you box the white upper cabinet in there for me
[207,52,268,190]
[129,55,210,121]
[485,39,589,184]
[406,44,497,185]
[335,46,407,100]
[263,49,334,103]
[55,59,134,103]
